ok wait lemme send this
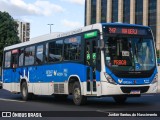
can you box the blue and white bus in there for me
[2,23,158,105]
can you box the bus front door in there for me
[85,39,97,95]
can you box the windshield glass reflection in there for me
[105,37,155,71]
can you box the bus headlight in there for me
[104,73,117,85]
[151,74,158,84]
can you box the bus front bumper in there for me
[100,81,158,96]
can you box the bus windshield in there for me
[105,37,156,71]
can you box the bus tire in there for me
[21,82,32,101]
[72,82,87,105]
[113,95,127,104]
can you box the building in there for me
[85,0,160,50]
[15,20,30,42]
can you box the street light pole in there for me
[47,24,54,34]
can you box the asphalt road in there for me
[0,89,160,120]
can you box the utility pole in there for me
[47,24,54,34]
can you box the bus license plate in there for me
[130,90,140,94]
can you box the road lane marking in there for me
[0,98,26,103]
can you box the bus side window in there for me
[36,45,44,65]
[49,40,63,62]
[19,48,24,67]
[25,46,35,66]
[29,46,35,65]
[64,36,81,61]
[45,43,49,63]
[11,49,19,69]
[4,51,11,68]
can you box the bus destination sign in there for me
[108,27,147,35]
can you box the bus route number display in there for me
[108,27,147,35]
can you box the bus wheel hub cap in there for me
[74,88,80,100]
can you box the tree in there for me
[0,11,20,65]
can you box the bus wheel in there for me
[21,82,31,101]
[113,95,127,104]
[72,82,87,105]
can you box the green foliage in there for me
[0,11,20,66]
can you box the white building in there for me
[15,20,30,42]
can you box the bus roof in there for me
[4,23,103,51]
[4,23,150,51]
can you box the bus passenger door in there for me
[85,39,98,95]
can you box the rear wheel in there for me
[21,82,32,101]
[72,82,87,105]
[113,95,127,104]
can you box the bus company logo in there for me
[118,79,123,83]
[63,69,68,77]
[144,79,150,84]
[53,70,57,76]
[64,69,68,73]
[53,70,63,77]
[53,69,68,77]
[46,70,53,77]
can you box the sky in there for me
[0,0,85,38]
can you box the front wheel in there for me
[21,82,32,101]
[72,82,87,105]
[113,95,127,104]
